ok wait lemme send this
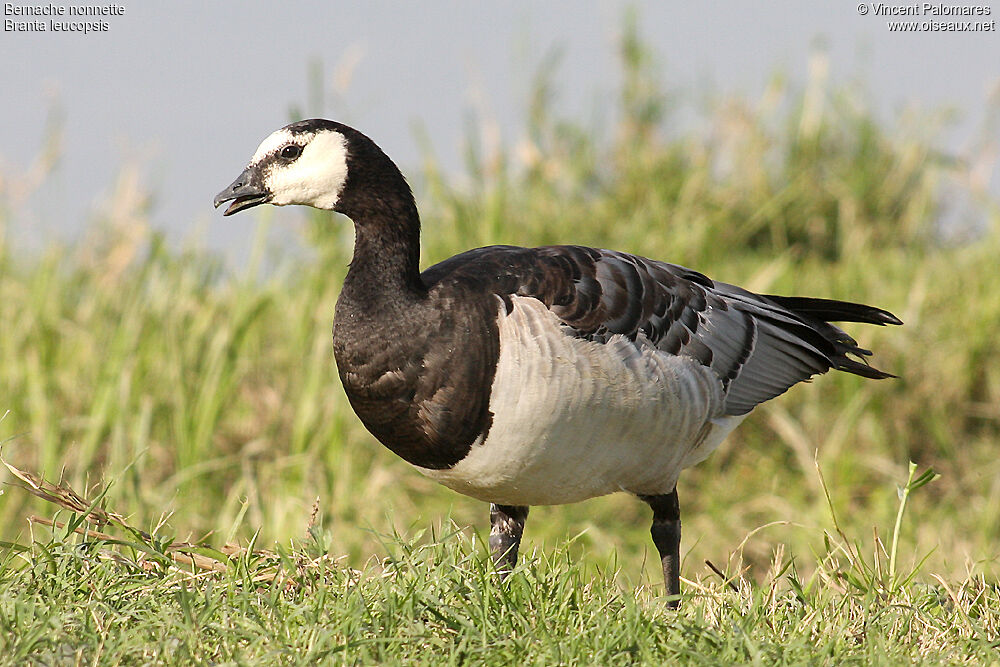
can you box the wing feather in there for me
[420,245,899,417]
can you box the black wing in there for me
[422,245,900,416]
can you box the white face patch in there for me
[250,128,295,165]
[248,128,350,210]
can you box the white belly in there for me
[419,296,745,505]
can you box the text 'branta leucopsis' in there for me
[214,119,901,607]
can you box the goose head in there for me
[214,119,352,216]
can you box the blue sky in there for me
[2,1,997,257]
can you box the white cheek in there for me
[267,132,348,209]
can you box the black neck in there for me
[324,123,500,470]
[335,140,425,305]
[342,200,424,304]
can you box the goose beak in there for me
[214,166,270,216]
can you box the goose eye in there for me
[280,144,302,160]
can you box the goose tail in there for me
[764,295,901,380]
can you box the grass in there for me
[1,459,998,664]
[1,24,999,664]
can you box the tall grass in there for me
[1,30,998,597]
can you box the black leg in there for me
[489,504,529,576]
[641,489,682,608]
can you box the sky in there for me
[2,1,998,259]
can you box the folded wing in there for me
[421,245,900,417]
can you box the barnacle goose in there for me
[215,119,900,606]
